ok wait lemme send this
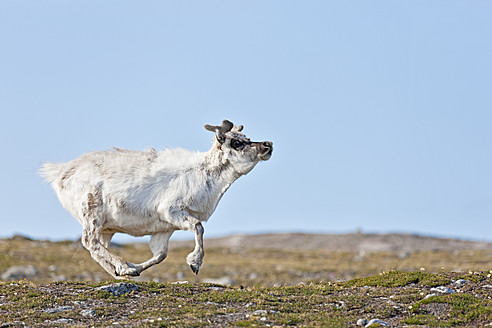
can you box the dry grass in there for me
[1,234,491,286]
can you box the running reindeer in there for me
[40,120,273,278]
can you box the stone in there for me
[253,310,268,315]
[43,306,73,314]
[357,318,368,326]
[453,279,468,288]
[1,265,38,280]
[201,277,235,285]
[51,275,67,282]
[430,286,455,294]
[48,265,58,271]
[52,319,73,324]
[365,319,389,327]
[96,282,139,296]
[80,309,96,317]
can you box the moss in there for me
[235,320,257,326]
[403,314,449,326]
[409,292,492,326]
[342,270,450,288]
[1,270,491,327]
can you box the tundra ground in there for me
[1,234,491,327]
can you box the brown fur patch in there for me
[59,167,75,189]
[84,188,103,219]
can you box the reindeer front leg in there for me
[167,211,205,275]
[188,222,204,274]
[131,231,174,274]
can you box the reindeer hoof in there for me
[190,264,200,275]
[116,263,140,277]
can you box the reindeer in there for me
[39,120,273,278]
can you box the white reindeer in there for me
[39,120,273,278]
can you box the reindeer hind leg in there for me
[81,190,139,277]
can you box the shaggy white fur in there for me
[39,120,272,278]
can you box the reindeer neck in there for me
[203,144,242,190]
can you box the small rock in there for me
[453,279,468,288]
[75,271,93,281]
[171,280,189,284]
[365,319,389,327]
[52,319,72,324]
[357,318,368,326]
[48,265,58,271]
[51,275,67,282]
[201,277,235,285]
[43,306,73,314]
[80,309,96,317]
[482,285,492,289]
[398,251,411,259]
[430,286,455,294]
[253,310,268,315]
[1,265,39,280]
[248,272,258,280]
[96,282,139,296]
[424,293,437,299]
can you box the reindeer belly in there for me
[102,209,175,237]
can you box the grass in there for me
[1,271,492,327]
[1,237,492,326]
[2,236,492,286]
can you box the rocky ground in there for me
[1,233,491,286]
[1,233,491,327]
[1,271,492,327]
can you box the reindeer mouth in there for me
[259,142,273,161]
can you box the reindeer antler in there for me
[204,120,234,133]
[204,120,235,144]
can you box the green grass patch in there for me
[342,270,450,288]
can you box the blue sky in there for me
[1,1,491,242]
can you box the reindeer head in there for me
[205,120,273,175]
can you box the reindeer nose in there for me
[262,141,273,149]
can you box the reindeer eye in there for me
[232,140,243,149]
